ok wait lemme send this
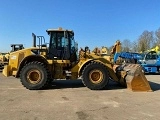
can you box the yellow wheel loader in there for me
[0,44,24,71]
[3,27,152,91]
[0,53,8,70]
[10,44,24,52]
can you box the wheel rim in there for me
[27,70,41,84]
[89,69,103,84]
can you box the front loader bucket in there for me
[123,64,152,92]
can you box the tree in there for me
[121,39,131,52]
[131,41,138,52]
[137,30,154,52]
[155,28,160,46]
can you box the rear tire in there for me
[20,61,49,90]
[82,62,109,90]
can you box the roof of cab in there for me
[46,27,73,34]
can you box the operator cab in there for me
[10,44,24,52]
[145,51,158,60]
[139,51,158,65]
[46,27,78,62]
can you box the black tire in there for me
[20,61,49,90]
[82,62,109,90]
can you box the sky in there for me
[0,0,160,52]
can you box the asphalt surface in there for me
[0,73,160,120]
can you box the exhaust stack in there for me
[32,33,36,47]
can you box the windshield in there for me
[70,34,75,51]
[68,32,77,53]
[145,51,158,60]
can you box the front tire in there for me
[82,62,109,90]
[20,61,49,90]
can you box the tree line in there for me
[109,27,160,53]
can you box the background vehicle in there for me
[10,44,24,52]
[0,44,24,70]
[2,27,152,91]
[138,51,160,73]
[113,49,160,73]
[0,52,8,70]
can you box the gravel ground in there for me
[0,73,160,120]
